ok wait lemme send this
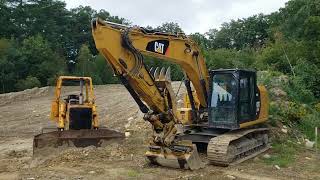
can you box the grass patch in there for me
[296,111,320,142]
[264,140,300,167]
[127,169,139,178]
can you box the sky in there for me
[64,0,289,34]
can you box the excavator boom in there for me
[92,19,209,108]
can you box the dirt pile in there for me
[0,87,51,106]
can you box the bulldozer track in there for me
[207,128,269,166]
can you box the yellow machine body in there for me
[33,76,124,155]
[91,18,269,169]
[50,76,98,129]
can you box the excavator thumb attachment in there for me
[33,128,125,156]
[145,142,204,170]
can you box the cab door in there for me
[238,71,257,123]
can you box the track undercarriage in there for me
[207,128,270,166]
[146,127,270,169]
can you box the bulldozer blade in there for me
[145,144,204,170]
[33,128,124,155]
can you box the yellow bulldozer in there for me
[33,76,124,154]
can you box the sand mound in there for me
[0,87,51,106]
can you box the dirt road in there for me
[0,83,318,179]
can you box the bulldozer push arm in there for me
[92,18,206,169]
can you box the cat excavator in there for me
[91,18,269,170]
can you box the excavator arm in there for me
[92,19,209,109]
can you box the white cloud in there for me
[63,0,288,34]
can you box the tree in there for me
[0,38,18,93]
[15,76,41,90]
[19,35,66,86]
[73,44,102,84]
[156,22,184,34]
[207,14,270,50]
[189,33,211,50]
[93,55,119,84]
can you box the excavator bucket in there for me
[33,128,125,156]
[145,143,204,170]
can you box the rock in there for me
[253,157,260,162]
[125,131,131,137]
[281,128,288,134]
[88,171,95,174]
[263,154,271,159]
[127,117,134,121]
[275,165,281,170]
[270,88,287,97]
[305,139,315,148]
[305,157,312,160]
[124,124,130,129]
[226,174,236,180]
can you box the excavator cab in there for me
[208,69,260,130]
[33,76,124,155]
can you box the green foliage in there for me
[257,71,283,88]
[264,140,299,167]
[207,14,269,50]
[0,35,66,93]
[285,76,316,104]
[298,111,320,141]
[283,102,308,123]
[74,44,102,84]
[0,38,19,93]
[94,55,119,84]
[155,22,183,34]
[15,76,41,90]
[73,45,118,84]
[20,35,66,86]
[189,33,212,50]
[205,48,256,70]
[126,169,139,178]
[293,60,320,99]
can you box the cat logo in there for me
[154,42,165,54]
[146,40,169,55]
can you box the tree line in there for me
[0,0,320,105]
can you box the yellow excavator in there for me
[33,76,124,154]
[91,19,269,170]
